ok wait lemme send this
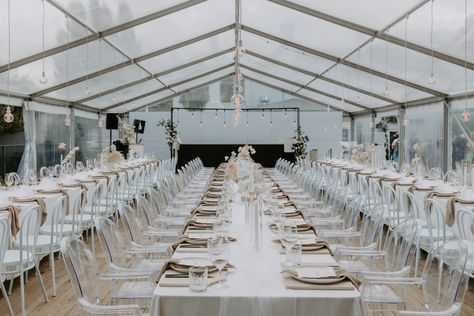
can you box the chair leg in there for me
[50,250,56,297]
[8,278,13,295]
[20,270,25,316]
[34,263,49,303]
[1,281,14,316]
[414,246,420,278]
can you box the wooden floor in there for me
[1,225,474,315]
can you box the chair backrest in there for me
[457,209,474,241]
[429,167,443,180]
[95,217,127,269]
[359,205,386,247]
[402,191,420,219]
[119,203,147,244]
[0,216,9,275]
[382,184,400,223]
[60,236,100,305]
[369,180,383,208]
[46,195,67,239]
[424,198,450,246]
[383,219,420,273]
[16,205,42,262]
[421,240,470,313]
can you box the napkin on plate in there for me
[282,267,360,289]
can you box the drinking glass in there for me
[280,223,298,264]
[86,159,93,170]
[188,266,208,292]
[29,169,37,184]
[207,236,229,289]
[287,242,302,266]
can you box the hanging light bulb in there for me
[462,109,471,122]
[215,109,218,119]
[64,113,72,126]
[402,114,409,126]
[39,71,48,84]
[341,98,346,104]
[369,121,374,128]
[234,108,241,126]
[200,120,203,127]
[231,93,244,107]
[138,121,143,130]
[98,114,104,127]
[3,105,14,123]
[326,105,330,112]
[236,71,244,82]
[284,109,287,118]
[261,110,265,119]
[191,112,194,118]
[145,106,149,113]
[383,86,390,97]
[428,72,436,85]
[84,86,92,95]
[236,40,246,57]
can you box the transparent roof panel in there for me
[84,79,163,109]
[242,0,370,58]
[55,0,189,31]
[172,68,233,92]
[327,59,434,102]
[45,64,148,101]
[139,30,234,74]
[105,0,234,58]
[389,0,474,64]
[240,54,314,85]
[355,37,474,96]
[289,0,421,30]
[240,69,301,93]
[159,52,234,85]
[241,31,334,74]
[0,39,126,95]
[297,89,363,112]
[111,90,175,113]
[307,79,391,108]
[0,0,91,65]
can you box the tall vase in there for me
[250,197,263,250]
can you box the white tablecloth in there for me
[150,204,363,316]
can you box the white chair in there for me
[2,205,49,316]
[0,215,14,316]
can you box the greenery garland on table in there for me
[158,119,180,156]
[292,127,310,160]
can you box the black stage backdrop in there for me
[177,144,295,169]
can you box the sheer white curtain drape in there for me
[17,101,36,180]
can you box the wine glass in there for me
[280,223,298,265]
[86,159,93,170]
[29,169,37,185]
[207,236,229,289]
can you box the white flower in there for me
[58,142,66,150]
[224,156,229,161]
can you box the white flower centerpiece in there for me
[117,115,136,146]
[100,145,124,169]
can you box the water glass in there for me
[286,243,302,266]
[188,266,208,292]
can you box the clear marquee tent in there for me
[2,0,474,174]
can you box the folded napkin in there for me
[0,205,20,235]
[205,192,222,199]
[193,209,217,217]
[181,220,214,234]
[201,198,219,206]
[36,188,70,215]
[273,239,332,255]
[10,197,47,224]
[446,197,474,227]
[425,191,457,200]
[208,186,222,193]
[62,182,90,191]
[408,186,435,193]
[282,267,360,290]
[171,235,236,249]
[91,175,110,184]
[269,222,314,234]
[378,176,400,185]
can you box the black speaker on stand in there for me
[106,113,119,147]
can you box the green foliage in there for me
[292,127,310,159]
[158,119,179,150]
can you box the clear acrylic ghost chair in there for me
[0,215,14,316]
[415,199,457,278]
[60,236,153,313]
[119,203,173,250]
[95,217,170,274]
[429,167,444,180]
[334,204,387,268]
[362,240,471,315]
[5,172,21,186]
[39,166,50,179]
[456,209,474,280]
[146,188,190,227]
[2,206,49,316]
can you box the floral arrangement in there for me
[58,142,66,150]
[117,115,136,145]
[158,119,180,156]
[62,147,79,165]
[411,143,423,166]
[237,144,256,161]
[100,145,124,164]
[352,144,369,164]
[292,127,309,159]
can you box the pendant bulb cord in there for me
[404,16,408,111]
[41,0,46,74]
[7,0,11,107]
[464,0,468,111]
[430,0,435,77]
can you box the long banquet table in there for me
[150,166,364,316]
